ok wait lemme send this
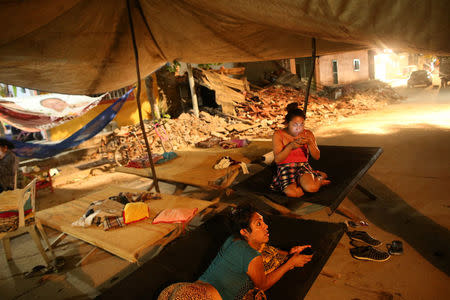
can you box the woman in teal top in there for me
[198,235,260,299]
[158,205,313,300]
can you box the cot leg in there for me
[173,183,187,195]
[36,220,54,257]
[29,227,51,265]
[75,246,98,267]
[334,203,364,222]
[48,233,67,250]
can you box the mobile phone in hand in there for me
[299,247,314,255]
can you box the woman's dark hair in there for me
[230,204,257,239]
[285,102,305,123]
[0,138,14,149]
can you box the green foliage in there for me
[166,61,223,73]
[166,60,181,73]
[0,84,8,97]
[198,63,223,70]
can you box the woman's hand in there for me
[289,245,311,255]
[287,253,313,268]
[295,132,314,145]
[300,130,321,160]
[295,137,308,145]
[288,139,303,149]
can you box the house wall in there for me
[318,50,369,86]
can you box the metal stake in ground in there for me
[127,0,160,193]
[303,38,316,115]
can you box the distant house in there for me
[315,50,375,86]
[293,50,376,88]
[242,50,377,89]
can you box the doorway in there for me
[332,60,339,84]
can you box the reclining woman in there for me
[158,204,313,300]
[270,103,330,198]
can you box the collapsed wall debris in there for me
[96,80,402,158]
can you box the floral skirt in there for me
[158,282,212,300]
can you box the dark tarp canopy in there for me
[0,0,449,94]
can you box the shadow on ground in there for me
[316,124,450,276]
[350,174,450,275]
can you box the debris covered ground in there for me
[98,81,403,156]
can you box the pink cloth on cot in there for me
[152,208,199,225]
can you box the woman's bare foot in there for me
[317,171,328,179]
[321,179,331,186]
[284,184,304,197]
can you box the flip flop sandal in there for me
[345,220,370,228]
[345,220,358,228]
[386,240,404,255]
[53,256,66,272]
[23,265,55,279]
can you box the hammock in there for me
[10,89,133,159]
[0,93,106,132]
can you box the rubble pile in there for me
[111,82,403,154]
[235,82,403,135]
[112,111,237,154]
[155,111,232,151]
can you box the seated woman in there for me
[0,138,18,193]
[270,103,330,198]
[158,204,313,300]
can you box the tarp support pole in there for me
[127,0,160,193]
[304,38,316,115]
[186,63,199,117]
